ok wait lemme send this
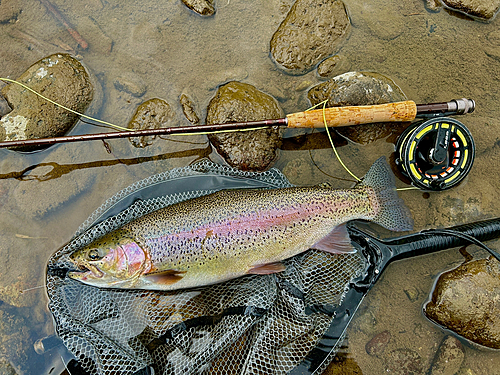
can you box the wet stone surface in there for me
[206,81,283,171]
[0,307,30,374]
[270,0,350,73]
[441,0,500,20]
[307,71,409,144]
[181,0,215,16]
[127,98,175,148]
[180,93,200,125]
[0,94,11,117]
[365,330,391,356]
[321,353,363,374]
[317,55,349,79]
[384,348,424,375]
[0,54,93,151]
[0,0,21,24]
[428,336,465,375]
[424,255,500,349]
[113,72,147,98]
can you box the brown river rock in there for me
[441,0,500,21]
[181,0,215,16]
[206,81,283,171]
[425,255,500,349]
[127,98,175,148]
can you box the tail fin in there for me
[360,157,414,231]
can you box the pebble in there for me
[425,0,442,12]
[127,98,174,148]
[321,354,363,374]
[0,359,16,375]
[294,80,313,92]
[441,0,500,20]
[113,72,147,98]
[365,330,391,356]
[0,94,12,117]
[0,0,21,24]
[181,0,215,16]
[180,93,200,124]
[404,286,420,302]
[384,348,424,375]
[428,336,465,375]
[317,55,350,78]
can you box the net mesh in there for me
[46,160,366,375]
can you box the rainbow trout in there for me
[69,157,413,290]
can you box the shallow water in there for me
[0,0,499,374]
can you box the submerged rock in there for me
[127,98,175,148]
[0,307,31,373]
[366,330,391,356]
[321,353,363,374]
[113,72,147,98]
[206,81,283,171]
[441,0,500,21]
[307,71,408,144]
[428,336,465,375]
[424,255,500,349]
[180,93,200,125]
[0,54,93,151]
[384,348,424,375]
[0,0,21,24]
[270,0,350,73]
[317,55,349,79]
[181,0,215,16]
[0,94,11,117]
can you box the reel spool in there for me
[395,117,475,191]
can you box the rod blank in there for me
[0,99,475,149]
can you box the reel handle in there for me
[286,100,417,128]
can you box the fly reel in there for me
[395,117,475,191]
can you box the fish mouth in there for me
[69,262,104,280]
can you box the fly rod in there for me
[0,98,475,149]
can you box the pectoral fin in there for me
[248,262,286,275]
[311,224,356,254]
[143,270,186,285]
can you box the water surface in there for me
[0,0,499,373]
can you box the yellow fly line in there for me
[0,77,269,136]
[305,99,417,191]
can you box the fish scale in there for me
[69,157,413,291]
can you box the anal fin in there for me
[248,262,286,275]
[311,224,356,254]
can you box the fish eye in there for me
[87,249,102,261]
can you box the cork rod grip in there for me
[286,100,417,128]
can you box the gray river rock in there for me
[127,98,175,148]
[307,71,408,144]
